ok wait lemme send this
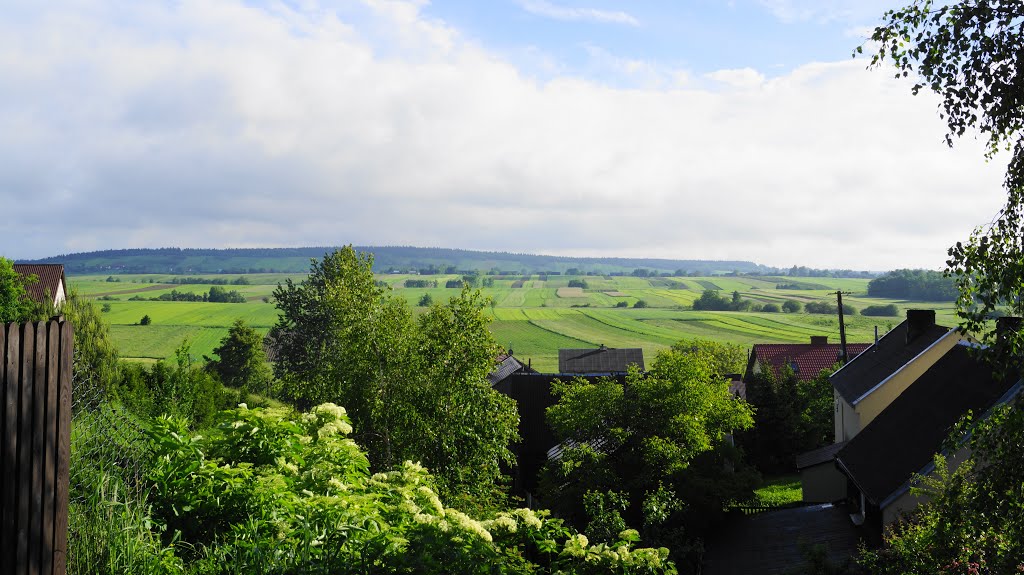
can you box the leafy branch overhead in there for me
[866,0,1024,358]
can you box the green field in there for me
[71,273,957,372]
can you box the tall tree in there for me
[867,0,1024,361]
[272,246,518,508]
[538,346,755,557]
[209,319,273,396]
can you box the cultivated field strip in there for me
[70,273,956,366]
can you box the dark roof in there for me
[835,342,1020,506]
[748,342,872,382]
[795,441,848,470]
[702,503,867,575]
[830,318,951,404]
[558,347,644,373]
[13,264,66,305]
[488,355,528,384]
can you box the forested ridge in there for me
[23,246,874,276]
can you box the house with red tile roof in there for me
[13,264,67,309]
[744,336,872,383]
[798,310,963,506]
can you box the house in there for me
[487,351,535,385]
[797,310,960,503]
[558,345,644,374]
[830,310,959,443]
[12,263,67,309]
[745,336,872,383]
[834,339,1021,528]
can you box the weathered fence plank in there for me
[0,319,74,575]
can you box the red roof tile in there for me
[747,342,873,382]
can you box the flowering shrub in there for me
[141,403,677,574]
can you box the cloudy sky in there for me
[0,0,1008,270]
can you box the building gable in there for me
[12,264,67,308]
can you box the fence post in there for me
[0,319,74,575]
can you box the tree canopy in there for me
[538,342,755,564]
[209,319,273,396]
[867,269,957,301]
[271,246,519,508]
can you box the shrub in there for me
[136,404,679,574]
[139,315,152,325]
[633,300,649,309]
[861,304,900,317]
[761,303,780,313]
[782,300,801,313]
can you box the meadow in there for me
[73,273,957,372]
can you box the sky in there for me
[0,0,1009,270]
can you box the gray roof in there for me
[702,503,867,575]
[835,342,1020,506]
[487,355,527,385]
[830,317,950,404]
[795,441,848,470]
[558,347,644,374]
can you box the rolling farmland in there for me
[71,273,957,372]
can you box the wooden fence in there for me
[1,319,73,575]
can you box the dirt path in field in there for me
[88,284,176,297]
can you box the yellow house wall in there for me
[835,391,859,443]
[881,448,971,526]
[852,331,962,432]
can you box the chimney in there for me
[906,309,936,344]
[810,336,828,345]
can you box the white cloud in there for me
[755,0,895,25]
[518,1,640,26]
[706,67,765,89]
[0,0,1007,270]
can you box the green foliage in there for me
[669,338,746,376]
[861,304,899,317]
[782,300,802,313]
[208,319,273,396]
[64,288,121,391]
[615,301,629,308]
[131,403,678,574]
[867,269,956,301]
[113,344,238,428]
[140,315,152,325]
[272,246,519,508]
[539,346,756,562]
[69,405,180,575]
[739,366,835,473]
[0,257,50,322]
[568,279,589,289]
[761,303,781,313]
[859,405,1024,575]
[633,299,649,309]
[418,292,433,306]
[867,0,1024,363]
[805,301,856,315]
[691,289,750,312]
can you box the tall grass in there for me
[68,467,180,575]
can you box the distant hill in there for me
[23,246,776,276]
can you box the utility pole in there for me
[835,291,851,364]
